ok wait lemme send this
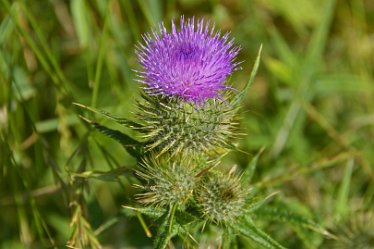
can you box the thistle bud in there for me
[134,94,238,157]
[135,155,198,208]
[195,171,248,224]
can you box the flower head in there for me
[195,171,249,224]
[135,16,240,104]
[135,155,199,207]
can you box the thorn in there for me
[73,102,100,115]
[264,191,280,201]
[195,163,218,178]
[188,233,198,244]
[228,164,237,176]
[122,205,139,211]
[201,221,207,232]
[72,102,86,108]
[78,115,93,124]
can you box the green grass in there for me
[1,0,374,248]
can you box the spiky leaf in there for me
[91,122,142,159]
[122,206,165,219]
[72,166,132,181]
[254,206,328,235]
[154,205,178,249]
[233,217,286,249]
[74,102,139,127]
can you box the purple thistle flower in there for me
[135,16,241,104]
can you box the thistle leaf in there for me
[71,166,133,181]
[174,210,199,226]
[74,102,140,127]
[232,217,286,249]
[155,205,178,249]
[245,192,279,214]
[121,207,154,238]
[90,121,142,159]
[122,206,164,219]
[254,206,329,236]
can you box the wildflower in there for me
[135,155,198,207]
[195,170,249,224]
[135,16,240,104]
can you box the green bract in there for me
[132,93,238,157]
[196,171,249,224]
[135,155,198,207]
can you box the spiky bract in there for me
[133,94,238,157]
[136,156,198,207]
[135,16,240,104]
[195,171,248,224]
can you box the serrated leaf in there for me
[254,206,328,236]
[71,166,133,181]
[175,227,198,248]
[232,217,286,249]
[174,210,199,226]
[122,206,164,219]
[91,122,142,159]
[155,205,178,249]
[121,207,153,238]
[74,102,139,127]
[246,192,279,214]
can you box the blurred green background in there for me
[1,0,374,248]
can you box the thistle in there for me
[75,15,264,249]
[135,155,199,208]
[195,170,249,224]
[133,93,238,157]
[131,16,242,157]
[135,16,240,104]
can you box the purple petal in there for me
[135,16,240,104]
